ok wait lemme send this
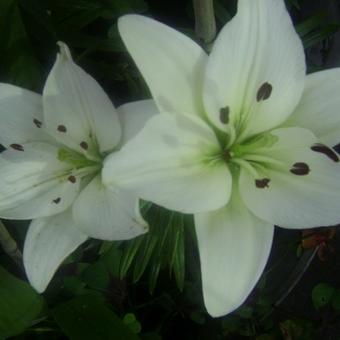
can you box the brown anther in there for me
[53,197,61,204]
[57,125,67,133]
[10,144,24,151]
[311,143,339,163]
[255,178,271,189]
[290,162,310,176]
[219,106,230,124]
[80,141,88,150]
[68,175,76,183]
[257,82,273,102]
[33,118,42,128]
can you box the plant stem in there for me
[0,221,22,265]
[193,0,217,45]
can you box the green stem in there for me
[193,0,217,45]
[0,221,22,265]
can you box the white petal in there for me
[43,42,121,154]
[103,113,231,213]
[239,127,340,228]
[204,0,305,138]
[0,84,52,147]
[195,192,274,317]
[118,15,207,117]
[72,175,148,240]
[284,69,340,147]
[117,99,159,146]
[0,142,80,219]
[23,210,87,292]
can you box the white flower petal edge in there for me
[195,191,274,317]
[23,209,87,292]
[103,113,232,214]
[117,99,159,146]
[0,143,80,219]
[73,175,148,240]
[118,15,207,117]
[43,42,122,155]
[284,68,340,147]
[0,84,52,147]
[239,127,340,228]
[204,0,305,138]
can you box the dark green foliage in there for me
[0,266,45,339]
[52,295,139,340]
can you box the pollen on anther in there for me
[311,143,339,163]
[257,82,273,102]
[57,125,67,133]
[80,141,88,150]
[53,197,61,204]
[255,178,270,189]
[33,118,42,128]
[290,162,310,176]
[68,175,76,183]
[219,106,230,124]
[10,144,24,151]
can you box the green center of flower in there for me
[58,148,100,169]
[57,147,102,184]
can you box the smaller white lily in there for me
[0,42,156,292]
[104,0,340,317]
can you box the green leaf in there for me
[236,306,253,319]
[0,0,42,90]
[312,283,335,309]
[119,237,144,278]
[0,266,45,339]
[296,13,326,37]
[302,25,340,49]
[53,295,139,340]
[169,214,185,291]
[81,262,110,291]
[133,234,158,283]
[214,0,232,25]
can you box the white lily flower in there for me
[0,42,157,293]
[103,0,340,317]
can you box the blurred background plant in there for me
[1,0,340,339]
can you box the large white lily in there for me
[103,0,340,317]
[0,42,156,292]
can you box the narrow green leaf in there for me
[170,215,185,291]
[0,266,45,339]
[296,13,326,37]
[132,234,158,283]
[119,237,144,278]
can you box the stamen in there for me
[10,144,24,151]
[68,175,76,183]
[33,119,42,128]
[257,82,273,102]
[290,162,310,176]
[57,125,67,133]
[219,106,230,124]
[311,143,339,163]
[80,141,88,150]
[255,178,270,189]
